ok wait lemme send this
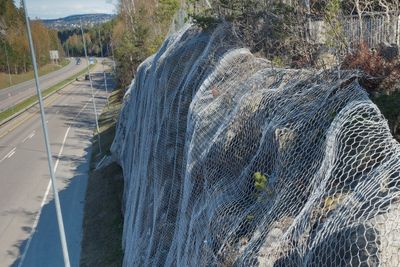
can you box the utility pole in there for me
[80,19,102,154]
[21,1,71,267]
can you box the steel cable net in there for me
[111,24,400,267]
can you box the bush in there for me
[341,42,400,93]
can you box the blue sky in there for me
[22,0,117,19]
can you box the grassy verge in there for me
[0,58,70,89]
[0,63,95,123]
[80,88,125,267]
[90,88,124,162]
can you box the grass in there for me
[0,58,70,89]
[0,63,95,123]
[80,88,125,267]
[90,88,124,161]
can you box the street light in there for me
[98,28,109,101]
[21,1,71,267]
[80,19,102,155]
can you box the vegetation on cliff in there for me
[112,0,180,88]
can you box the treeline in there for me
[58,21,114,58]
[112,0,180,87]
[0,0,63,74]
[56,0,180,88]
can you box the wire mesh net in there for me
[111,24,400,267]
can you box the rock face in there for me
[378,43,399,61]
[313,46,337,69]
[111,25,400,267]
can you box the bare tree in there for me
[119,0,136,31]
[378,0,400,44]
[352,0,373,42]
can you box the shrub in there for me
[341,42,400,93]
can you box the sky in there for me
[22,0,117,19]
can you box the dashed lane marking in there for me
[22,131,35,143]
[0,147,16,163]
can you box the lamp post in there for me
[21,1,71,266]
[80,19,102,154]
[98,28,109,101]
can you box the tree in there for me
[377,0,400,43]
[0,0,64,74]
[112,0,180,88]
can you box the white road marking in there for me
[22,131,35,143]
[7,151,15,158]
[0,147,16,163]
[18,91,97,267]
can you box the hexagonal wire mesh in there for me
[111,24,400,266]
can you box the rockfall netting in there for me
[111,25,400,267]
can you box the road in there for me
[0,58,87,112]
[0,63,112,267]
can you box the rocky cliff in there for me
[111,25,400,267]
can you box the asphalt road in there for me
[0,63,112,267]
[0,58,87,112]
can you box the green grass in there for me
[91,89,124,161]
[80,87,124,267]
[0,64,95,123]
[0,58,70,89]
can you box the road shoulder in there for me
[80,88,124,267]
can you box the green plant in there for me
[272,56,285,67]
[253,172,267,190]
[253,172,273,197]
[190,13,220,29]
[246,214,255,221]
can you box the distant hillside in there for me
[41,14,115,30]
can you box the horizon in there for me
[39,13,115,21]
[16,0,117,19]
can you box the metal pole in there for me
[3,43,12,86]
[80,19,102,154]
[109,33,116,72]
[98,28,109,98]
[21,1,71,267]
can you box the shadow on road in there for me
[8,71,114,267]
[10,144,92,267]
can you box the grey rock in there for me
[378,43,399,61]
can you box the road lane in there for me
[0,58,87,112]
[0,63,112,267]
